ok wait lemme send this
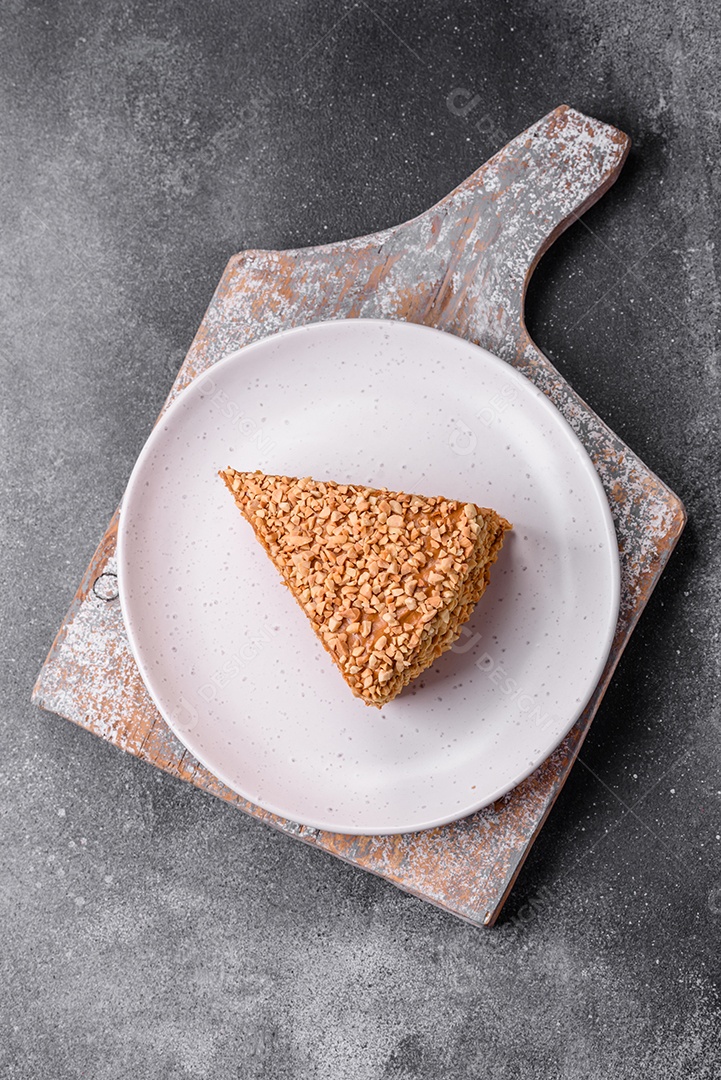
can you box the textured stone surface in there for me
[1,1,719,1077]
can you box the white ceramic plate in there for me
[118,319,619,835]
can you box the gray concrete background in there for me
[2,1,720,1076]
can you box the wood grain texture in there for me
[33,105,685,926]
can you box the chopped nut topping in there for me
[219,467,511,709]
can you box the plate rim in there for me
[117,317,621,834]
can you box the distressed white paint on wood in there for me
[34,106,685,926]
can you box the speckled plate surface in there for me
[117,318,620,834]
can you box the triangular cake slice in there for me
[220,468,511,708]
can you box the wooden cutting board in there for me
[33,105,685,926]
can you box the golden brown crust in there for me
[220,468,511,708]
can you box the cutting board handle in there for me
[194,105,629,382]
[407,104,631,349]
